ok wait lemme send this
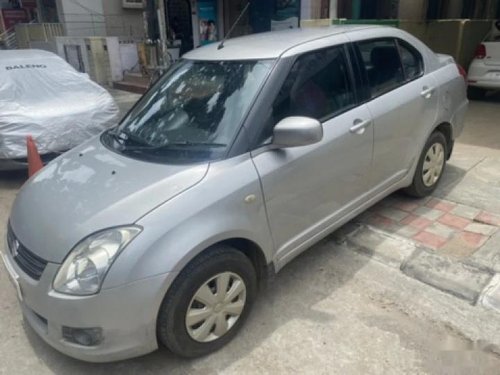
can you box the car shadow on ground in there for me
[0,170,26,188]
[478,90,500,103]
[24,232,370,374]
[6,163,468,374]
[461,91,500,151]
[0,170,26,217]
[0,104,476,373]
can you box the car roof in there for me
[184,25,381,61]
[0,49,63,63]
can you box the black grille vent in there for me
[7,224,47,280]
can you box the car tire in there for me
[404,131,447,198]
[467,86,486,100]
[157,245,257,358]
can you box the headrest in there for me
[370,46,401,69]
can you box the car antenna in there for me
[218,1,250,50]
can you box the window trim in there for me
[318,44,359,124]
[274,44,359,125]
[352,37,427,104]
[394,38,425,83]
[250,44,359,150]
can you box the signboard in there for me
[1,8,29,31]
[197,0,218,45]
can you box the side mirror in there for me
[272,116,323,148]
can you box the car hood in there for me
[9,138,209,263]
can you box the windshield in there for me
[103,59,274,163]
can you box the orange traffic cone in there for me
[27,136,44,177]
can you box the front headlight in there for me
[53,226,141,295]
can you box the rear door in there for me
[251,45,374,263]
[352,38,438,191]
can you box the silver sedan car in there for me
[3,26,468,362]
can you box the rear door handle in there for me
[421,86,435,99]
[349,119,371,134]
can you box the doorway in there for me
[166,0,194,54]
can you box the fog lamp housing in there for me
[62,326,103,346]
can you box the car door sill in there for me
[274,170,408,272]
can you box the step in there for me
[122,71,149,86]
[113,80,148,94]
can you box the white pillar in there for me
[330,0,337,19]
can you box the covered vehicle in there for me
[0,49,119,170]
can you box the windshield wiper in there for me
[122,141,226,151]
[107,129,152,147]
[107,129,127,145]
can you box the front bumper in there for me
[1,246,172,362]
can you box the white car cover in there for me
[0,49,119,159]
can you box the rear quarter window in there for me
[396,40,424,81]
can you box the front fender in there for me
[103,154,274,289]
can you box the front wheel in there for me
[157,246,257,358]
[404,131,447,198]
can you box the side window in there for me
[355,39,404,98]
[272,46,355,124]
[397,40,424,81]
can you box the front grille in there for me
[7,224,48,280]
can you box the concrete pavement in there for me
[346,93,500,316]
[1,91,500,373]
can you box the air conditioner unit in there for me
[122,0,143,9]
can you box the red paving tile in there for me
[438,213,471,230]
[460,231,488,248]
[392,200,420,212]
[426,198,456,212]
[413,231,448,249]
[400,214,432,230]
[475,211,500,227]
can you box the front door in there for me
[251,45,373,264]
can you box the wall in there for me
[56,0,106,36]
[101,0,144,37]
[399,19,492,68]
[398,0,425,20]
[460,20,495,67]
[55,36,124,84]
[445,0,464,18]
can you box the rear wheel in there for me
[157,246,257,358]
[467,86,486,100]
[404,131,447,198]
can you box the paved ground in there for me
[1,91,500,374]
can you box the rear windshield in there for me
[486,34,500,42]
[486,22,500,41]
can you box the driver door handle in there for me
[349,119,371,135]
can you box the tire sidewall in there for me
[158,248,257,357]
